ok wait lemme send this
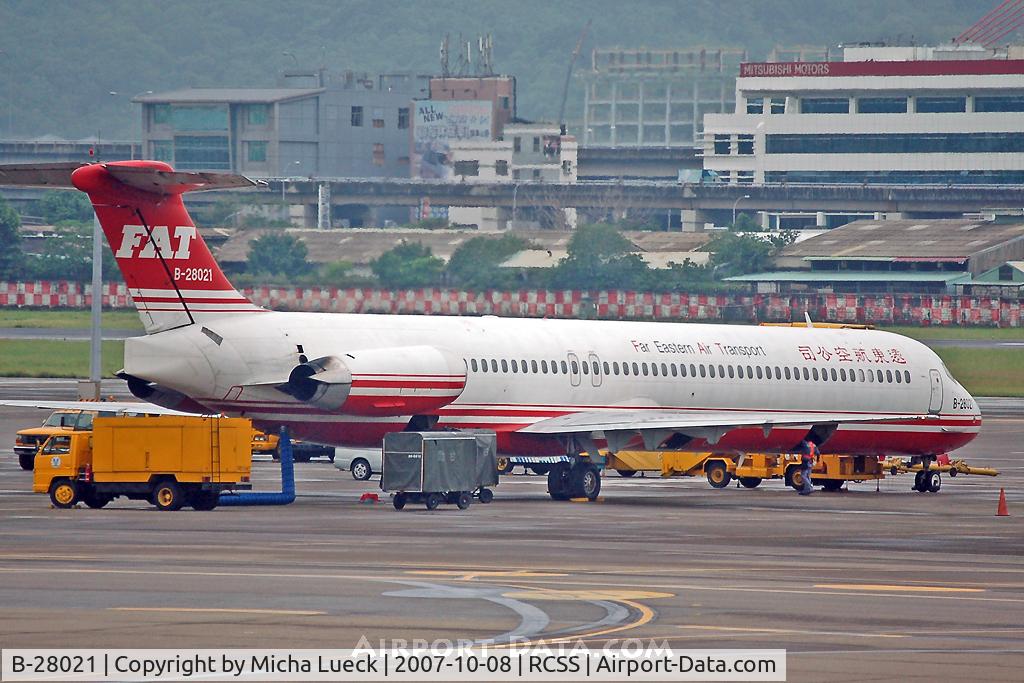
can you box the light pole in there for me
[732,194,751,227]
[0,50,11,137]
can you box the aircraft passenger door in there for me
[567,352,582,387]
[928,369,943,414]
[588,352,603,387]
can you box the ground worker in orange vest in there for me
[798,439,818,496]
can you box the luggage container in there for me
[381,431,497,510]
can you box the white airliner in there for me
[0,161,982,499]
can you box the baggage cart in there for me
[381,431,497,510]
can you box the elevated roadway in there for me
[271,178,1024,214]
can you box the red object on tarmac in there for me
[997,488,1009,517]
[937,453,950,466]
[359,493,380,503]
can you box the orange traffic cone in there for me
[996,488,1009,517]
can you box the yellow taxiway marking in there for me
[678,625,906,639]
[814,583,985,593]
[407,570,567,580]
[504,589,674,601]
[110,607,325,616]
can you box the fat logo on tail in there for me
[70,161,262,334]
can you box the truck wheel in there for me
[18,452,35,471]
[351,458,372,481]
[822,479,845,492]
[785,465,802,490]
[456,492,472,510]
[739,477,762,489]
[49,479,79,508]
[153,480,185,511]
[926,471,941,493]
[547,463,571,501]
[425,492,442,510]
[478,488,494,504]
[190,491,219,511]
[496,457,514,474]
[616,469,637,478]
[530,465,550,476]
[706,462,732,489]
[393,493,407,510]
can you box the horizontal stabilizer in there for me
[0,399,204,416]
[0,162,261,195]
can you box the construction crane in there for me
[557,19,591,132]
[955,0,1024,47]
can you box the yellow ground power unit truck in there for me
[33,416,253,511]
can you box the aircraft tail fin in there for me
[65,161,264,334]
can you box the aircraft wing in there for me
[518,409,928,451]
[0,400,203,416]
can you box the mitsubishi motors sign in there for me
[740,59,1024,78]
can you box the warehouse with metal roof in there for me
[727,218,1024,294]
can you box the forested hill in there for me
[0,0,1000,140]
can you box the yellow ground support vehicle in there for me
[608,450,736,487]
[14,408,116,471]
[610,449,888,491]
[33,416,252,511]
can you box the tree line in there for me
[0,193,792,290]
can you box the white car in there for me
[334,448,382,481]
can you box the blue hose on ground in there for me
[219,427,296,506]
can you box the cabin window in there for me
[541,360,549,373]
[830,368,838,381]
[709,365,716,378]
[821,369,829,382]
[622,362,630,376]
[886,369,893,383]
[560,360,568,374]
[470,359,478,372]
[756,366,763,380]
[718,364,725,378]
[738,365,745,379]
[877,369,884,383]
[661,363,669,376]
[651,363,659,377]
[604,362,611,375]
[904,370,911,384]
[571,360,579,374]
[680,364,687,377]
[490,359,498,372]
[612,361,620,375]
[641,363,649,376]
[689,363,697,377]
[727,365,735,379]
[775,366,782,379]
[501,359,508,373]
[857,369,865,382]
[510,360,519,373]
[532,360,539,373]
[747,365,754,378]
[632,362,640,375]
[593,361,600,375]
[699,365,707,378]
[784,367,791,380]
[671,364,678,377]
[839,368,846,381]
[581,361,589,375]
[812,368,819,381]
[894,370,902,384]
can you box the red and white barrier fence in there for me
[0,281,1021,327]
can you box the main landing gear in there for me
[547,459,602,501]
[912,457,941,494]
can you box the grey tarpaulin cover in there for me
[381,431,497,493]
